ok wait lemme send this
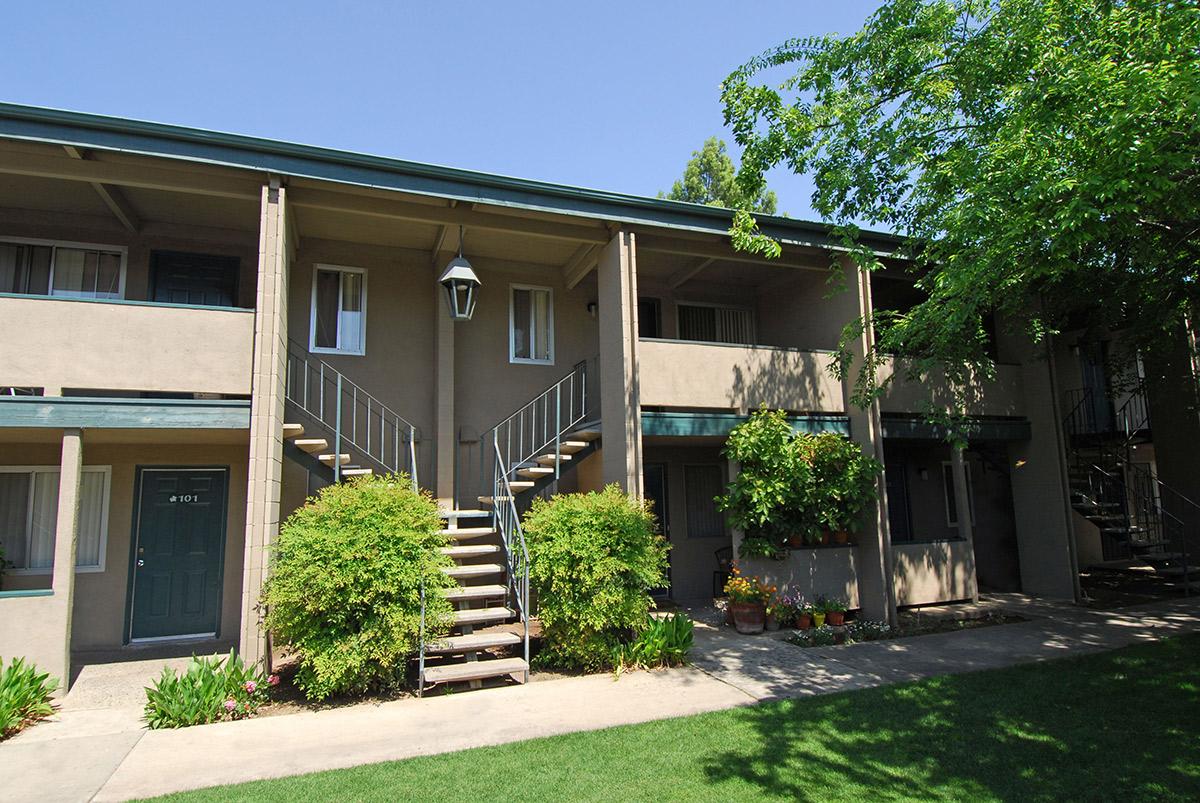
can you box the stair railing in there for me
[491,462,530,672]
[285,339,418,490]
[1114,380,1151,446]
[481,359,591,493]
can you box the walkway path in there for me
[3,595,1199,802]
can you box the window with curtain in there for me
[677,303,755,345]
[510,285,554,364]
[310,265,367,355]
[684,464,726,538]
[0,239,122,298]
[0,467,110,572]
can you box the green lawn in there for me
[154,635,1200,802]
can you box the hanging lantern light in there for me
[438,225,480,321]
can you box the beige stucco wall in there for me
[0,437,248,652]
[879,359,1026,417]
[0,593,69,687]
[739,549,862,610]
[0,296,254,395]
[639,340,844,414]
[892,540,977,606]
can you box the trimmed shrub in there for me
[523,484,668,671]
[143,651,269,729]
[0,657,57,740]
[262,474,455,700]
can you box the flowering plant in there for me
[144,650,271,729]
[723,566,774,604]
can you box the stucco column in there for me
[837,257,897,625]
[950,445,980,602]
[596,231,643,495]
[241,180,290,667]
[434,267,455,505]
[49,427,82,691]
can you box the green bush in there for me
[143,651,268,729]
[0,657,58,740]
[612,613,694,675]
[523,485,668,672]
[802,432,882,534]
[262,475,455,700]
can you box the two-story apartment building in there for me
[2,103,1177,691]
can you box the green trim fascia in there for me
[642,411,850,438]
[881,417,1031,441]
[0,292,252,315]
[0,103,903,251]
[0,589,53,598]
[0,397,251,429]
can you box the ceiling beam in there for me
[562,244,599,290]
[63,146,141,232]
[290,187,609,245]
[667,257,714,289]
[0,149,262,199]
[636,232,829,272]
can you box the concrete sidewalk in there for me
[3,595,1199,802]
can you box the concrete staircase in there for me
[419,508,529,694]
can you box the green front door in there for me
[129,468,228,641]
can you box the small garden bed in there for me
[786,611,1026,648]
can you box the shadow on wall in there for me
[727,348,842,414]
[741,549,860,609]
[891,540,976,607]
[878,358,1024,417]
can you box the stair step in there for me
[570,428,601,442]
[509,481,535,491]
[453,606,515,626]
[440,509,492,520]
[319,453,351,466]
[444,584,509,602]
[1139,552,1184,563]
[341,468,373,477]
[283,423,305,439]
[440,544,501,558]
[535,453,573,466]
[477,496,513,505]
[558,440,589,455]
[442,563,504,579]
[1084,514,1126,522]
[1154,565,1200,578]
[438,526,498,540]
[517,466,554,479]
[294,438,328,454]
[424,631,522,654]
[422,657,529,685]
[1100,526,1148,536]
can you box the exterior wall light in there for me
[438,225,480,321]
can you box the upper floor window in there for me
[677,302,755,345]
[0,238,125,299]
[310,264,366,356]
[510,285,554,364]
[0,466,111,573]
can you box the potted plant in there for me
[824,598,848,627]
[723,568,773,635]
[812,595,828,628]
[795,604,813,630]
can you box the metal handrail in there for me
[284,339,418,490]
[491,457,531,672]
[481,359,591,492]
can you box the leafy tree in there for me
[660,136,778,214]
[721,0,1200,406]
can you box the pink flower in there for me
[223,699,236,712]
[268,674,280,687]
[244,680,257,694]
[244,702,251,711]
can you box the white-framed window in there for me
[677,302,755,345]
[0,466,111,573]
[509,284,554,364]
[310,264,367,356]
[942,462,976,527]
[0,236,126,299]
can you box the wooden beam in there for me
[289,187,609,245]
[0,149,261,199]
[636,232,829,271]
[561,243,599,290]
[667,257,714,289]
[63,146,142,232]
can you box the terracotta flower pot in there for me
[826,610,846,627]
[787,533,806,548]
[730,602,766,634]
[819,530,831,546]
[833,530,849,545]
[795,613,813,630]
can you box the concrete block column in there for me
[596,231,643,495]
[950,445,980,602]
[836,258,897,625]
[48,428,82,690]
[240,181,290,667]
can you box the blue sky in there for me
[1,1,880,221]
